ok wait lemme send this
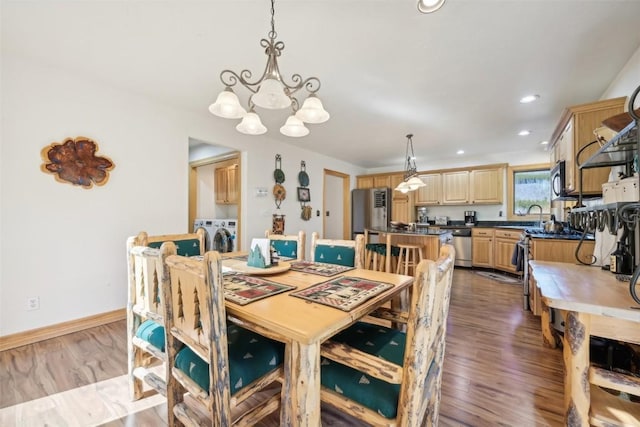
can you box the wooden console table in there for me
[530,260,640,426]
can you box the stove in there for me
[524,228,595,240]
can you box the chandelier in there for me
[208,0,329,137]
[395,134,426,193]
[417,0,446,13]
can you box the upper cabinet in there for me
[415,173,442,205]
[470,168,503,204]
[414,166,504,206]
[550,97,626,196]
[356,176,374,189]
[215,162,239,204]
[442,171,470,204]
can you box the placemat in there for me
[290,276,393,311]
[223,275,295,305]
[289,260,355,277]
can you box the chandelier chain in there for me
[269,0,277,40]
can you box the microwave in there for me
[551,160,571,199]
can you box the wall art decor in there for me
[273,154,286,208]
[298,160,312,220]
[41,136,114,189]
[272,214,285,235]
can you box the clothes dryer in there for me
[211,219,237,253]
[193,218,216,251]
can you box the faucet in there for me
[527,204,543,229]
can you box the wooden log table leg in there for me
[281,340,321,427]
[563,310,590,427]
[540,302,558,349]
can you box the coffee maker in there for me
[464,210,477,225]
[416,207,428,224]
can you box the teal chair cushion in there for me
[135,319,165,352]
[271,239,297,258]
[321,322,406,419]
[174,324,284,395]
[148,238,201,257]
[314,244,355,267]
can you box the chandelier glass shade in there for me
[417,0,446,13]
[395,134,426,193]
[208,0,329,137]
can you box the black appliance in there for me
[551,160,570,200]
[464,210,477,225]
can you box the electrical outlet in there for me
[26,296,40,311]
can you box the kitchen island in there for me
[365,227,453,273]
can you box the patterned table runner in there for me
[289,260,354,277]
[290,276,393,311]
[224,274,295,305]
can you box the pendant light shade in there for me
[209,88,247,119]
[296,94,330,124]
[236,110,267,135]
[417,0,446,13]
[280,115,309,137]
[252,78,292,109]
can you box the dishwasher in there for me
[449,228,472,267]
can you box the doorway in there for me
[188,140,242,250]
[323,169,350,240]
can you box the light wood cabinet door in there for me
[531,239,595,264]
[494,231,520,273]
[357,176,374,189]
[442,171,469,204]
[415,173,441,205]
[472,228,494,268]
[391,198,413,223]
[373,175,391,188]
[215,164,239,204]
[470,168,503,204]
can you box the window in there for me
[507,164,551,220]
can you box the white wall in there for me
[602,45,640,102]
[0,55,365,336]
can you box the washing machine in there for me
[211,219,237,253]
[194,218,237,253]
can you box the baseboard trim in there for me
[0,308,126,352]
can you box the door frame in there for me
[188,152,242,249]
[323,169,351,239]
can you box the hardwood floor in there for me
[0,268,565,426]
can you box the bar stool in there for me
[365,243,400,272]
[396,244,424,276]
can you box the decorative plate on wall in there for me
[41,136,114,189]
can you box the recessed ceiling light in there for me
[456,149,464,155]
[518,130,531,136]
[540,140,549,145]
[520,94,540,104]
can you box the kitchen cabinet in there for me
[356,176,374,189]
[470,167,503,204]
[442,171,469,204]
[527,238,596,316]
[471,228,494,268]
[390,174,408,201]
[550,97,626,196]
[373,175,391,188]
[494,229,522,273]
[215,162,239,204]
[415,173,441,205]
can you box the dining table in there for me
[219,253,414,426]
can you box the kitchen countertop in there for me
[367,227,452,236]
[416,222,594,240]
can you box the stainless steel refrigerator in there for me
[351,188,391,238]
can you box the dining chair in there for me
[137,228,206,257]
[163,251,285,426]
[265,229,306,260]
[310,232,365,268]
[126,230,206,401]
[320,244,456,426]
[126,240,176,401]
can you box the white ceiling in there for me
[3,0,640,169]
